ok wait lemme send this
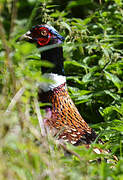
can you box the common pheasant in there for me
[20,25,115,156]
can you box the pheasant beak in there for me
[18,31,32,41]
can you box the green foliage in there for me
[0,0,123,179]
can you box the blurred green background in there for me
[0,0,123,179]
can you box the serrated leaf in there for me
[82,73,92,82]
[104,71,122,90]
[65,60,88,69]
[104,90,120,100]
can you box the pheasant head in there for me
[20,24,64,46]
[20,24,65,75]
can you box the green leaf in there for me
[82,72,92,82]
[104,71,122,90]
[104,90,121,100]
[67,0,92,9]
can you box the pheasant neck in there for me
[41,46,65,75]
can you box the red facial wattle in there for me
[37,35,51,46]
[31,27,51,46]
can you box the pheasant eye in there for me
[41,30,48,36]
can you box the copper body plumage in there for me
[39,82,98,145]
